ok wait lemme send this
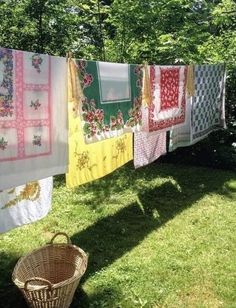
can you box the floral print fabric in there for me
[66,59,133,187]
[77,60,142,143]
[0,48,68,190]
[0,177,53,233]
[147,65,187,133]
[134,78,167,169]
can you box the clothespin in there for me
[186,64,195,97]
[66,51,73,62]
[142,61,152,107]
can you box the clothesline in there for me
[0,46,226,233]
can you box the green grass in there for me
[0,162,236,308]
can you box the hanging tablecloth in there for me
[0,177,53,233]
[134,66,167,168]
[191,64,226,144]
[76,60,143,143]
[134,130,166,168]
[66,59,133,187]
[146,65,188,133]
[169,64,226,150]
[169,97,192,151]
[0,48,68,190]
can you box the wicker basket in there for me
[12,232,88,308]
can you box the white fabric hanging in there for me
[0,48,68,190]
[97,61,131,104]
[169,97,192,151]
[0,177,53,233]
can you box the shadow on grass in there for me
[72,161,235,208]
[0,251,27,308]
[0,163,235,307]
[71,285,122,308]
[69,163,235,306]
[71,174,229,280]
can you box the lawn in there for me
[0,162,235,308]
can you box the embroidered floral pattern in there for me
[2,182,40,209]
[74,150,97,171]
[112,136,127,160]
[30,99,41,110]
[0,137,8,150]
[0,48,14,118]
[75,151,90,170]
[116,138,126,153]
[32,135,42,146]
[32,54,43,73]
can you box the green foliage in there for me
[0,0,235,158]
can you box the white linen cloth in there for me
[0,48,68,190]
[0,177,53,233]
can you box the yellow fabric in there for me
[66,59,133,187]
[186,65,195,97]
[142,64,152,107]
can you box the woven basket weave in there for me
[12,232,88,308]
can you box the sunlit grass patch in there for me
[0,163,235,307]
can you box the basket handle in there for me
[49,232,71,245]
[24,277,53,291]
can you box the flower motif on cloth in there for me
[66,59,134,188]
[76,60,143,143]
[32,135,42,146]
[30,99,41,110]
[32,54,43,73]
[147,65,187,133]
[0,48,68,191]
[0,48,14,118]
[0,136,7,150]
[112,136,127,161]
[0,48,51,163]
[126,97,142,128]
[160,68,179,111]
[2,181,40,209]
[74,149,97,171]
[0,177,53,233]
[110,110,124,131]
[78,60,94,88]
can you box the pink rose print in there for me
[83,74,93,88]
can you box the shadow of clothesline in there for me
[71,180,226,279]
[71,161,235,208]
[69,163,235,307]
